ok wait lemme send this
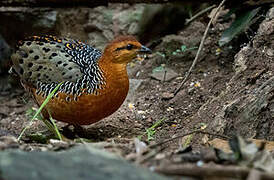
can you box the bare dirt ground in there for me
[0,15,235,143]
[0,4,273,179]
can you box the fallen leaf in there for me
[209,138,231,153]
[250,139,274,151]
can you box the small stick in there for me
[148,129,230,149]
[155,164,274,180]
[173,0,227,97]
[137,148,164,164]
[163,70,167,82]
[185,5,216,25]
[138,130,229,165]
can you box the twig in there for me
[0,7,52,12]
[173,0,227,97]
[148,129,230,149]
[137,148,164,164]
[185,4,216,25]
[155,164,274,180]
[257,76,274,91]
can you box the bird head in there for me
[103,36,151,64]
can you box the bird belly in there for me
[33,82,129,125]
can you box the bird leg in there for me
[61,124,87,139]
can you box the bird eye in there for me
[126,44,133,50]
[115,44,134,51]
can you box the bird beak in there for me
[139,45,152,54]
[136,45,151,61]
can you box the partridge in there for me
[11,35,151,125]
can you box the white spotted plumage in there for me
[11,36,105,101]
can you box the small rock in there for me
[161,92,174,100]
[234,46,251,73]
[155,153,166,160]
[0,136,19,150]
[134,138,147,154]
[188,87,195,94]
[150,67,178,82]
[258,19,274,35]
[49,139,68,146]
[134,123,142,128]
[266,48,274,57]
[137,110,146,114]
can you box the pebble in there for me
[134,123,142,128]
[0,136,19,150]
[266,48,274,57]
[161,92,174,99]
[155,153,166,160]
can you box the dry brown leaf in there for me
[209,138,274,153]
[202,135,209,145]
[208,138,231,153]
[250,139,274,151]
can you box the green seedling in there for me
[172,45,198,55]
[18,82,63,141]
[156,52,166,58]
[156,45,197,58]
[138,117,166,141]
[27,133,48,144]
[152,64,165,73]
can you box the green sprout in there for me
[172,45,198,55]
[138,117,166,141]
[157,45,198,58]
[156,52,166,58]
[18,82,63,141]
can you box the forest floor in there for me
[0,4,273,180]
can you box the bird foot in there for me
[61,124,87,139]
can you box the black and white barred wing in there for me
[11,36,104,96]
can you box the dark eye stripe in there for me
[115,47,126,51]
[115,44,135,51]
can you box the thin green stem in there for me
[138,117,166,141]
[49,115,62,140]
[18,82,63,141]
